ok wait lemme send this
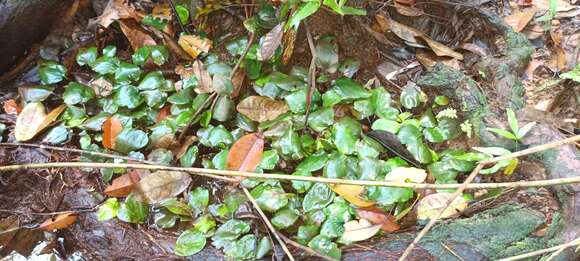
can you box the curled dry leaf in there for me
[504,7,537,32]
[152,3,172,21]
[178,35,213,60]
[104,170,147,197]
[330,184,375,207]
[3,99,20,115]
[236,96,289,122]
[384,167,427,183]
[394,2,424,17]
[176,61,212,93]
[339,219,382,243]
[133,171,192,204]
[416,192,468,220]
[416,50,461,71]
[375,14,463,60]
[15,103,66,142]
[226,133,264,182]
[259,24,284,61]
[90,0,141,28]
[230,69,246,99]
[119,19,157,50]
[356,207,400,232]
[39,212,77,231]
[174,135,198,160]
[102,116,123,150]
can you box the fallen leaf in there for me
[416,192,468,220]
[339,219,382,242]
[102,116,122,150]
[533,0,580,18]
[460,42,489,57]
[178,35,213,60]
[175,61,212,93]
[356,207,400,232]
[36,105,67,133]
[230,69,246,98]
[174,135,198,160]
[104,170,145,197]
[38,212,77,231]
[156,105,171,123]
[0,216,19,247]
[119,19,157,50]
[3,99,20,115]
[330,184,375,207]
[15,103,46,141]
[394,2,424,17]
[384,167,427,183]
[259,24,284,61]
[236,96,289,122]
[282,28,297,64]
[133,171,192,203]
[416,50,460,71]
[89,77,114,97]
[375,14,463,60]
[226,133,264,177]
[152,3,172,21]
[90,0,141,28]
[547,30,568,71]
[504,7,537,32]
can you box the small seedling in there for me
[487,108,536,141]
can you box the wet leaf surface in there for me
[133,171,192,204]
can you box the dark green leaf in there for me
[63,82,95,105]
[76,47,98,66]
[115,128,149,153]
[271,208,299,229]
[39,61,67,85]
[188,187,209,215]
[117,195,149,224]
[303,183,334,212]
[332,117,362,155]
[308,235,341,260]
[251,184,289,212]
[91,56,119,75]
[175,228,206,256]
[114,85,143,109]
[115,62,142,84]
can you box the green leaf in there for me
[224,234,257,260]
[114,85,143,109]
[473,147,511,156]
[506,108,519,135]
[322,77,371,107]
[323,0,366,15]
[97,198,120,221]
[339,58,360,78]
[63,82,95,105]
[308,107,334,132]
[251,184,289,213]
[150,45,169,65]
[259,150,279,170]
[303,183,334,212]
[272,129,303,160]
[397,124,421,145]
[297,151,329,172]
[434,95,449,106]
[102,45,117,57]
[271,208,300,229]
[115,62,142,84]
[367,185,414,206]
[212,219,251,242]
[161,198,192,216]
[19,86,54,103]
[320,218,345,238]
[154,209,177,228]
[332,117,362,155]
[194,215,216,235]
[285,1,321,30]
[517,122,536,139]
[117,195,149,224]
[132,46,151,66]
[43,125,69,145]
[212,74,234,95]
[76,47,98,66]
[371,119,401,134]
[39,61,67,85]
[147,148,173,165]
[175,228,206,256]
[323,151,348,179]
[180,145,199,167]
[315,36,339,73]
[138,71,165,90]
[284,87,321,114]
[212,95,234,122]
[308,235,341,260]
[487,127,517,140]
[91,56,119,75]
[211,150,229,170]
[297,225,319,245]
[115,128,149,153]
[175,5,190,24]
[141,89,167,108]
[400,82,424,109]
[255,237,272,259]
[291,170,313,193]
[188,187,209,215]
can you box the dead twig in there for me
[241,187,295,261]
[303,20,317,131]
[497,237,580,261]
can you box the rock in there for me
[0,0,74,72]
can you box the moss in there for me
[418,205,545,260]
[504,29,534,66]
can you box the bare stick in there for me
[497,237,580,261]
[0,142,234,182]
[398,163,485,260]
[303,20,317,130]
[2,161,580,189]
[481,134,580,164]
[231,33,255,80]
[242,187,295,261]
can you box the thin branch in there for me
[0,142,234,182]
[303,20,317,131]
[231,33,256,80]
[481,134,580,164]
[497,237,580,261]
[242,187,295,261]
[398,164,485,261]
[167,0,189,34]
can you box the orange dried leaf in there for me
[504,7,537,32]
[104,171,144,197]
[178,35,212,60]
[394,2,424,17]
[102,116,122,150]
[39,212,77,231]
[156,105,171,123]
[3,99,20,115]
[226,133,265,182]
[356,207,401,232]
[91,0,142,28]
[331,184,375,207]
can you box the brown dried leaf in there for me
[0,216,19,247]
[504,7,537,32]
[330,184,375,207]
[119,19,157,51]
[394,2,424,17]
[15,102,46,141]
[90,0,141,28]
[236,96,289,122]
[356,207,401,232]
[231,69,246,99]
[174,135,198,160]
[89,77,114,97]
[547,30,568,71]
[152,3,172,21]
[36,105,66,133]
[259,24,284,61]
[282,27,297,65]
[152,133,179,149]
[416,50,460,71]
[227,133,264,172]
[133,171,192,204]
[3,99,20,115]
[104,170,144,197]
[39,212,77,231]
[156,105,171,123]
[178,35,213,60]
[191,61,213,93]
[102,116,122,150]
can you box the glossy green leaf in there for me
[259,150,279,170]
[322,77,371,107]
[117,195,149,224]
[63,82,95,105]
[115,128,149,153]
[180,145,199,167]
[175,228,206,256]
[39,61,67,84]
[114,85,143,109]
[308,235,341,260]
[308,107,334,132]
[189,187,209,215]
[315,36,339,73]
[332,117,362,155]
[97,198,120,221]
[251,184,289,212]
[271,208,300,229]
[303,183,334,212]
[76,47,98,66]
[91,56,119,75]
[115,62,142,84]
[400,82,424,109]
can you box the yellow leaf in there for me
[15,103,46,141]
[339,219,382,242]
[330,184,375,207]
[178,35,212,60]
[416,193,468,220]
[384,167,427,183]
[503,158,519,176]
